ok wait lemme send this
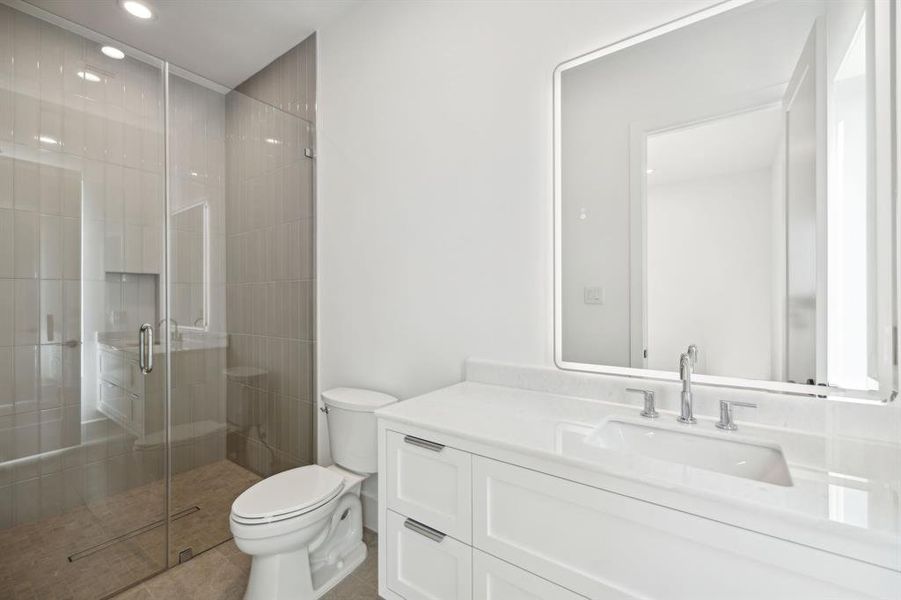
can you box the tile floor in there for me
[113,529,380,600]
[0,459,260,599]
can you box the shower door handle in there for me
[139,323,154,374]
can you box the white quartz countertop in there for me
[376,381,901,572]
[97,332,226,356]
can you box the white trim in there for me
[361,489,378,533]
[553,0,898,404]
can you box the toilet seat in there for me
[232,465,345,525]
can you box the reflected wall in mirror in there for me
[555,0,897,401]
[171,202,209,330]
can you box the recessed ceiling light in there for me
[77,70,102,82]
[39,135,60,145]
[121,0,154,20]
[101,45,125,60]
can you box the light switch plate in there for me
[583,286,604,305]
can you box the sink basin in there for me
[573,419,793,486]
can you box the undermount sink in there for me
[568,419,793,487]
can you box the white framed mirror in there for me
[553,0,898,402]
[171,200,210,331]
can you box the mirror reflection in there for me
[558,0,893,395]
[171,202,207,330]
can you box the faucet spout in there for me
[678,351,697,424]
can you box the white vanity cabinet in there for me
[378,421,900,600]
[472,550,587,600]
[98,348,146,436]
[385,510,473,600]
[385,431,472,543]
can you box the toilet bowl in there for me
[230,388,397,600]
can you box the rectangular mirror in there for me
[171,201,209,330]
[554,0,897,402]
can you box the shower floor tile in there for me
[0,459,259,600]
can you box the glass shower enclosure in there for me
[0,3,315,597]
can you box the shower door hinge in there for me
[304,148,316,159]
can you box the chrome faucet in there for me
[715,400,757,431]
[678,345,699,424]
[158,318,182,342]
[626,388,658,419]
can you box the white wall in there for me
[316,0,720,465]
[646,169,773,380]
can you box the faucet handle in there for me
[716,400,757,431]
[626,388,658,419]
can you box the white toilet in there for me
[230,387,398,600]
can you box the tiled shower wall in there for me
[224,35,316,476]
[167,74,229,482]
[0,4,166,527]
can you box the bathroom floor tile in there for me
[0,459,259,600]
[114,528,381,600]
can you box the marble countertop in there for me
[377,380,901,572]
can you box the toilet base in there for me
[310,541,367,598]
[244,544,315,600]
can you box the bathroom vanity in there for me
[376,362,901,600]
[376,0,901,597]
[97,332,228,462]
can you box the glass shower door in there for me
[163,71,316,566]
[0,4,169,597]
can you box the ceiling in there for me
[648,106,783,187]
[24,0,361,88]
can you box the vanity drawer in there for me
[386,430,472,543]
[386,510,472,600]
[99,351,125,387]
[473,549,586,600]
[124,360,143,396]
[100,380,132,422]
[472,456,884,600]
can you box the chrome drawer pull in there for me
[403,435,444,452]
[403,518,445,543]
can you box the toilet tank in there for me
[322,388,398,474]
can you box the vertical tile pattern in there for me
[168,74,227,333]
[0,0,168,578]
[0,4,317,595]
[164,73,234,563]
[226,35,317,477]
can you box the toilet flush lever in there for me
[319,405,329,415]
